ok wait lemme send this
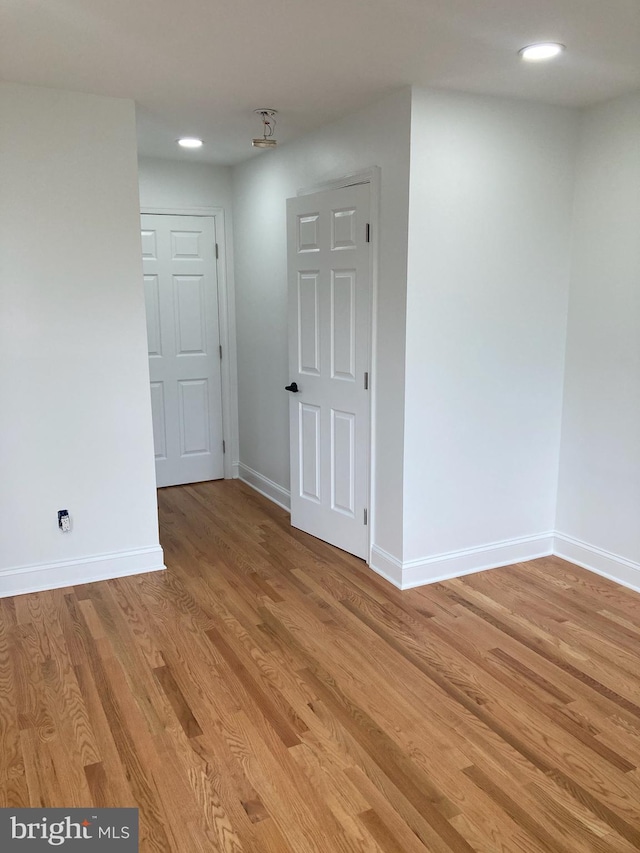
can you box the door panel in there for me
[174,275,206,354]
[149,382,167,459]
[141,230,157,259]
[141,214,224,488]
[331,409,355,516]
[299,403,322,503]
[331,270,356,380]
[298,272,320,374]
[171,229,202,259]
[297,214,320,253]
[287,183,371,560]
[331,207,358,250]
[178,379,210,455]
[144,275,162,357]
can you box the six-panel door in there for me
[287,184,371,559]
[141,214,224,488]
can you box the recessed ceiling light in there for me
[519,43,565,62]
[177,137,203,149]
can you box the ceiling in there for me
[2,0,640,165]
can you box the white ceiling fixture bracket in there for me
[252,109,278,149]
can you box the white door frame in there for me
[295,167,380,564]
[141,206,238,480]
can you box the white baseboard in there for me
[231,461,240,479]
[238,463,291,512]
[371,532,640,594]
[398,532,555,590]
[554,532,640,595]
[369,545,403,588]
[0,546,165,599]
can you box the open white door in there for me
[141,214,224,488]
[286,183,371,559]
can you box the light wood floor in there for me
[2,481,640,851]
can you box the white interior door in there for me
[287,183,371,559]
[141,214,224,488]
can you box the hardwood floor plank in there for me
[525,780,639,852]
[487,646,574,704]
[0,772,29,809]
[75,608,173,851]
[442,579,640,719]
[205,626,301,748]
[72,661,136,807]
[300,670,476,853]
[20,730,64,807]
[463,764,576,853]
[153,663,204,739]
[0,598,22,787]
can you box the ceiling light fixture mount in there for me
[178,137,204,148]
[518,42,565,62]
[252,109,278,149]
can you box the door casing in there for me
[141,206,238,481]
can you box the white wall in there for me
[232,89,412,559]
[556,94,640,583]
[138,157,233,211]
[138,156,239,473]
[0,83,163,595]
[402,89,579,581]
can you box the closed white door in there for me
[141,214,224,488]
[287,183,371,559]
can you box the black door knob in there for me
[285,381,299,393]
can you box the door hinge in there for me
[364,508,368,526]
[219,344,223,359]
[366,223,371,243]
[215,243,219,260]
[222,440,226,454]
[364,371,369,390]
